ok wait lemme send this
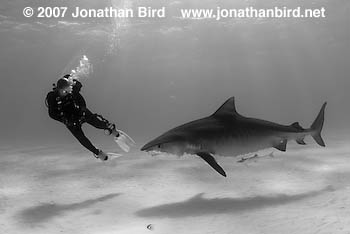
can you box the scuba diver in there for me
[46,74,128,161]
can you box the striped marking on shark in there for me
[141,97,327,177]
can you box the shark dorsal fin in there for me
[212,97,240,117]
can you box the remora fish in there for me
[141,97,326,177]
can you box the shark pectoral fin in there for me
[273,139,287,152]
[296,137,306,145]
[196,152,227,177]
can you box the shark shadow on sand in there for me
[136,186,334,218]
[17,193,121,226]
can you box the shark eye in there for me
[157,144,161,148]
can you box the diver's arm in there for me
[72,80,86,108]
[76,93,87,109]
[72,79,83,94]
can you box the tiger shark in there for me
[141,97,326,177]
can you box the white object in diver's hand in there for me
[114,133,130,152]
[109,126,135,153]
[117,129,136,145]
[114,130,136,152]
[114,129,136,152]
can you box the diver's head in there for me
[56,77,73,97]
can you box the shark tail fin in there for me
[310,102,327,147]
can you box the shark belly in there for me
[209,134,276,157]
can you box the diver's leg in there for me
[67,125,107,160]
[67,125,99,154]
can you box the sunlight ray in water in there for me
[107,0,133,55]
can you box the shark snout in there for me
[141,142,155,151]
[141,142,163,157]
[140,144,149,151]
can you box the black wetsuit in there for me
[46,81,111,155]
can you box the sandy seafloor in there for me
[1,134,350,234]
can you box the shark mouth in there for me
[145,150,183,158]
[146,150,163,157]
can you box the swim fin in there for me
[114,134,130,152]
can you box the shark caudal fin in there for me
[310,102,327,147]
